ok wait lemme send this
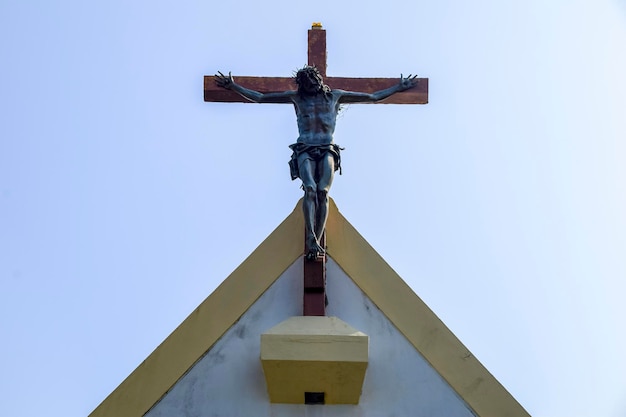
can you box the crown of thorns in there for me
[294,65,323,86]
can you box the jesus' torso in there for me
[292,91,342,145]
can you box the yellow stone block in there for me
[261,316,368,404]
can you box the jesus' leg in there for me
[298,156,325,259]
[314,153,335,243]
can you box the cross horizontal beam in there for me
[204,75,428,104]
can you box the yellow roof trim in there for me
[325,199,530,417]
[89,202,304,417]
[90,198,529,417]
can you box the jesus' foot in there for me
[305,235,325,261]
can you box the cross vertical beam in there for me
[304,27,328,316]
[308,25,327,77]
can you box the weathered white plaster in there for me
[325,258,476,417]
[145,257,476,417]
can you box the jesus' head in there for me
[295,66,330,94]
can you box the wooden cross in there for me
[204,24,428,104]
[204,24,428,316]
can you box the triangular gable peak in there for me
[89,199,529,417]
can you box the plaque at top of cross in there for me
[205,24,428,261]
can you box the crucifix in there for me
[205,24,428,315]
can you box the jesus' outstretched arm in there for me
[215,71,294,104]
[336,74,418,104]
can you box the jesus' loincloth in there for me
[288,143,343,180]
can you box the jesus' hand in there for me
[398,74,418,91]
[215,71,234,89]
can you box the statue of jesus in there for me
[216,66,416,260]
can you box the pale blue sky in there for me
[1,1,626,416]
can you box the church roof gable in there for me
[90,199,529,417]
